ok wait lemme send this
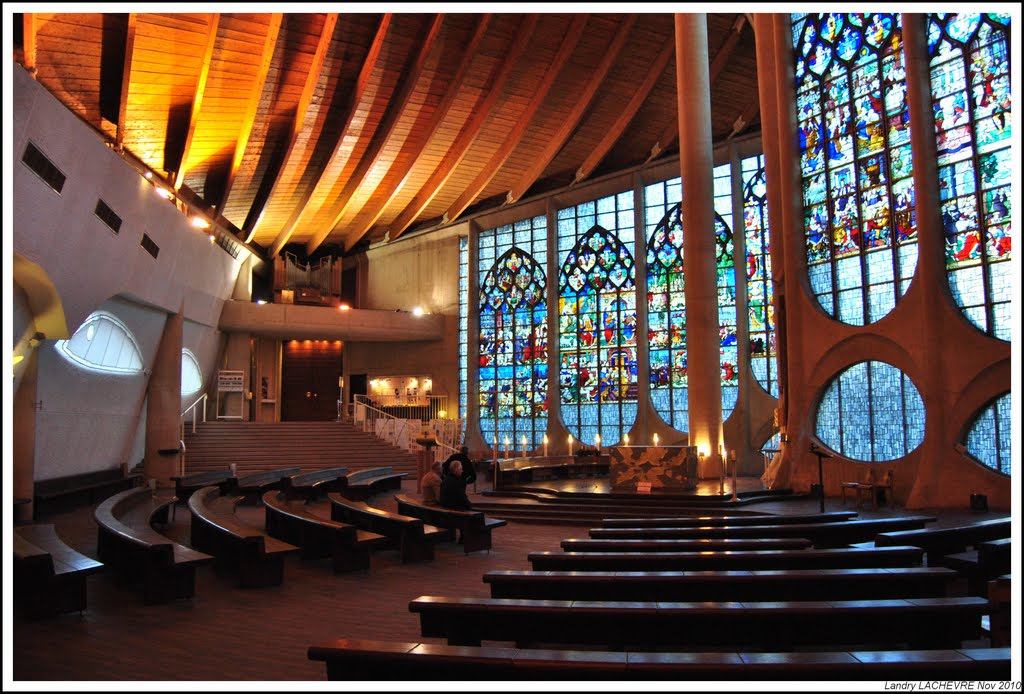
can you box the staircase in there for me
[181,421,419,478]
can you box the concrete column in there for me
[13,346,40,521]
[630,172,653,445]
[465,221,485,453]
[675,13,723,477]
[145,307,184,487]
[543,196,569,454]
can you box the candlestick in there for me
[493,434,498,461]
[543,434,549,458]
[503,436,510,458]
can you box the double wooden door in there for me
[281,340,342,421]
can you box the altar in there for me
[607,445,698,492]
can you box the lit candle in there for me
[493,434,498,461]
[594,433,601,452]
[504,436,510,458]
[623,433,629,447]
[521,435,528,456]
[543,434,549,458]
[568,435,574,456]
[653,433,659,447]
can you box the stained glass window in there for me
[458,236,468,421]
[742,154,779,397]
[964,392,1012,476]
[558,193,637,446]
[792,13,917,326]
[713,164,739,418]
[478,217,548,449]
[645,178,687,431]
[928,12,1013,341]
[815,360,925,461]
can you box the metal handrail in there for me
[181,392,208,438]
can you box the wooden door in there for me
[281,339,342,421]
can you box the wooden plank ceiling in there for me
[19,11,759,258]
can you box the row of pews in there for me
[309,511,1013,681]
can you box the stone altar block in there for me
[608,446,698,491]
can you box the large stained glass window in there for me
[743,154,778,397]
[713,164,739,418]
[558,193,637,446]
[478,217,548,449]
[645,178,687,431]
[963,392,1012,476]
[792,13,918,326]
[928,13,1013,341]
[458,236,468,421]
[815,360,925,461]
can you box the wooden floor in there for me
[8,478,1009,684]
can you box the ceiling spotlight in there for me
[155,187,174,200]
[192,216,211,229]
[143,171,153,180]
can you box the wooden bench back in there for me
[875,517,1011,558]
[289,467,348,487]
[395,493,485,529]
[236,467,302,488]
[189,486,264,541]
[329,493,425,538]
[343,466,393,485]
[600,510,859,528]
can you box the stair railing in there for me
[181,392,208,439]
[352,395,418,452]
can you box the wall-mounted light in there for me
[192,216,211,229]
[28,331,45,348]
[411,306,425,317]
[154,187,174,200]
[338,303,351,311]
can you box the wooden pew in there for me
[262,490,388,573]
[875,517,1012,566]
[599,510,858,528]
[336,467,407,502]
[234,467,302,504]
[483,566,959,602]
[987,574,1011,648]
[34,467,142,515]
[409,595,988,650]
[395,493,507,554]
[308,638,1012,681]
[529,545,925,572]
[283,467,349,500]
[589,516,937,548]
[188,485,300,587]
[560,537,814,552]
[328,493,450,563]
[496,456,610,489]
[94,487,214,604]
[944,538,1012,597]
[170,469,237,503]
[14,524,104,618]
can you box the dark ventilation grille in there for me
[94,199,122,234]
[214,231,241,259]
[21,142,66,193]
[140,233,159,259]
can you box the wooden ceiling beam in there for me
[115,13,138,150]
[444,13,588,224]
[574,34,673,186]
[217,13,282,213]
[646,13,747,163]
[340,15,493,251]
[304,14,446,257]
[388,14,539,241]
[262,14,393,257]
[505,15,636,206]
[172,13,220,190]
[22,13,36,75]
[243,12,339,244]
[726,95,761,141]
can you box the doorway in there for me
[281,339,343,421]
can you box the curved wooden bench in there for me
[235,467,302,504]
[561,537,814,552]
[14,524,104,618]
[409,595,988,650]
[34,467,142,515]
[188,485,300,587]
[875,517,1012,566]
[529,545,925,572]
[599,510,858,528]
[337,467,407,502]
[483,566,959,602]
[589,516,937,548]
[94,487,213,604]
[496,456,609,489]
[283,467,348,500]
[309,638,1011,681]
[395,493,506,554]
[262,490,387,573]
[170,469,237,503]
[328,493,450,563]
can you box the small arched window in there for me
[181,349,203,397]
[57,311,144,374]
[963,392,1011,476]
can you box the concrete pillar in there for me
[13,346,40,521]
[675,13,723,477]
[144,306,184,487]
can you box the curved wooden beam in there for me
[505,15,636,206]
[339,15,493,251]
[444,13,588,225]
[243,12,339,244]
[172,13,220,190]
[303,14,446,257]
[574,33,673,185]
[115,13,138,150]
[260,14,393,256]
[217,13,282,212]
[388,14,539,241]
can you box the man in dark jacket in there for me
[439,460,472,511]
[442,446,477,487]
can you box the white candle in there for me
[653,433,659,447]
[594,433,601,451]
[568,435,574,456]
[503,437,510,458]
[521,435,527,456]
[493,434,498,461]
[623,433,629,447]
[543,434,549,458]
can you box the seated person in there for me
[442,446,477,486]
[420,460,443,506]
[439,460,472,511]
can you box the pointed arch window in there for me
[963,392,1012,476]
[56,310,144,374]
[742,154,778,397]
[928,12,1013,341]
[557,192,637,446]
[181,349,203,398]
[478,217,548,449]
[792,13,918,326]
[713,164,739,418]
